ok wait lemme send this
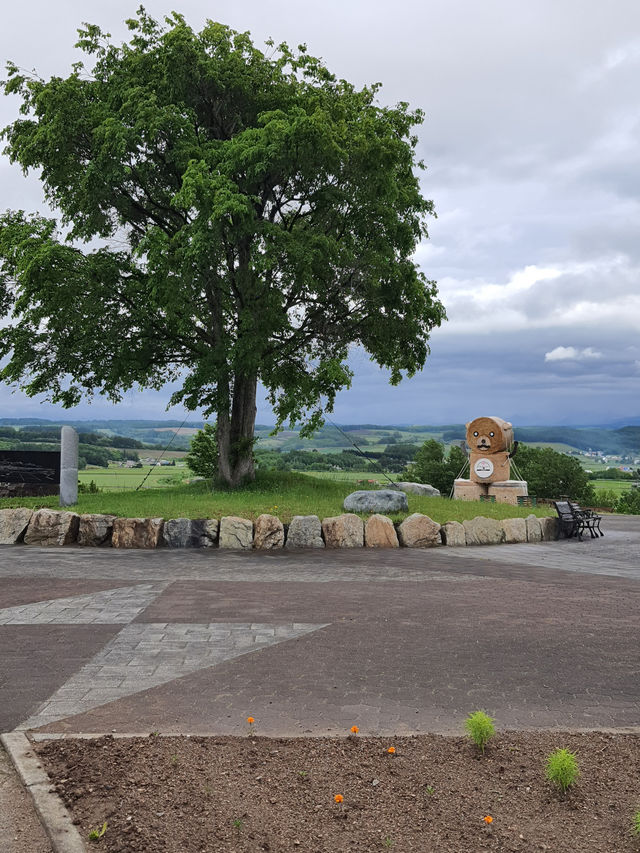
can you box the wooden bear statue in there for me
[466,416,516,484]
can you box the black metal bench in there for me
[553,501,604,540]
[553,501,582,538]
[568,501,604,538]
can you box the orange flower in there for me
[387,747,396,754]
[350,725,359,734]
[483,815,493,824]
[247,716,255,725]
[334,794,344,803]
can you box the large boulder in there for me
[540,516,559,541]
[441,520,466,547]
[526,514,543,543]
[253,514,285,550]
[0,508,33,544]
[23,509,80,546]
[77,514,117,547]
[397,513,441,548]
[501,517,527,544]
[286,515,324,549]
[394,481,441,497]
[219,516,253,550]
[112,517,163,549]
[163,518,219,548]
[364,514,399,548]
[322,514,364,548]
[463,516,505,546]
[343,489,408,514]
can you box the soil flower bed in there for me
[36,731,640,852]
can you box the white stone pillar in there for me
[59,426,79,506]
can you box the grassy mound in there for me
[0,471,552,523]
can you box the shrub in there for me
[617,488,640,515]
[464,710,495,753]
[592,489,619,509]
[545,748,579,792]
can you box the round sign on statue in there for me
[473,457,494,479]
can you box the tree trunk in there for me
[216,372,258,487]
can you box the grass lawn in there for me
[0,471,554,523]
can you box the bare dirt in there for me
[36,731,640,852]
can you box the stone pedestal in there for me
[487,480,528,506]
[59,426,79,507]
[453,479,488,501]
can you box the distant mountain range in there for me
[1,418,638,456]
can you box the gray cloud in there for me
[1,0,639,425]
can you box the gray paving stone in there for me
[0,583,168,624]
[18,621,328,730]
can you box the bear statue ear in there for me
[465,421,470,429]
[505,422,512,428]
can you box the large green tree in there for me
[0,10,445,486]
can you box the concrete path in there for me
[1,515,639,738]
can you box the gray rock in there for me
[441,520,466,547]
[112,517,163,549]
[24,509,80,546]
[540,516,559,541]
[286,515,324,549]
[77,514,116,546]
[0,508,33,544]
[397,513,441,548]
[501,517,527,544]
[394,481,441,497]
[219,516,253,550]
[343,489,408,514]
[254,514,285,549]
[322,514,364,548]
[162,518,218,548]
[463,516,505,546]
[364,514,399,548]
[526,514,543,543]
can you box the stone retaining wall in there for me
[0,507,559,549]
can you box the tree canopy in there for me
[408,439,468,495]
[0,9,445,485]
[514,445,595,503]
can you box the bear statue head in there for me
[465,416,514,454]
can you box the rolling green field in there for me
[0,471,553,524]
[78,465,185,491]
[592,479,638,495]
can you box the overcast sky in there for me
[1,0,639,426]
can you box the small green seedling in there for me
[298,770,308,779]
[233,818,244,832]
[545,748,579,792]
[631,809,640,837]
[88,821,107,842]
[464,711,495,753]
[425,785,435,795]
[383,837,394,848]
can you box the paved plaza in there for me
[1,514,639,737]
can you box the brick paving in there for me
[0,514,639,737]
